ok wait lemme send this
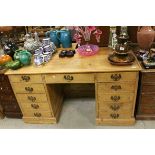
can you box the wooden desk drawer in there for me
[97,82,135,93]
[98,93,134,103]
[45,73,94,83]
[142,84,155,93]
[3,104,21,112]
[12,83,45,93]
[97,72,137,82]
[0,94,17,102]
[142,73,155,83]
[20,102,50,111]
[23,110,52,118]
[9,75,43,83]
[99,110,131,119]
[141,94,155,105]
[139,107,155,114]
[16,94,48,103]
[99,102,132,112]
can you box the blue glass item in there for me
[56,30,72,48]
[45,30,60,48]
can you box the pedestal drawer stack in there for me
[136,72,155,119]
[8,74,57,124]
[96,72,139,125]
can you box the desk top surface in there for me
[5,46,141,75]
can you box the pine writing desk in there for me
[5,46,141,125]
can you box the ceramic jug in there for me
[56,30,72,48]
[137,26,155,50]
[45,30,60,48]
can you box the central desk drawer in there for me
[12,83,45,93]
[9,75,43,83]
[45,73,94,83]
[16,94,48,103]
[97,72,137,82]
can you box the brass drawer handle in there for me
[34,112,41,117]
[64,75,74,81]
[21,75,30,82]
[28,96,36,102]
[111,74,121,81]
[110,105,120,111]
[111,85,121,91]
[25,87,33,92]
[31,104,39,109]
[111,96,120,102]
[110,113,119,119]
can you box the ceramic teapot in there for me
[3,41,18,58]
[14,50,32,66]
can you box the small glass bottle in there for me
[111,29,117,50]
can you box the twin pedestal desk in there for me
[5,47,141,125]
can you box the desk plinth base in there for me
[23,117,57,124]
[96,118,135,126]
